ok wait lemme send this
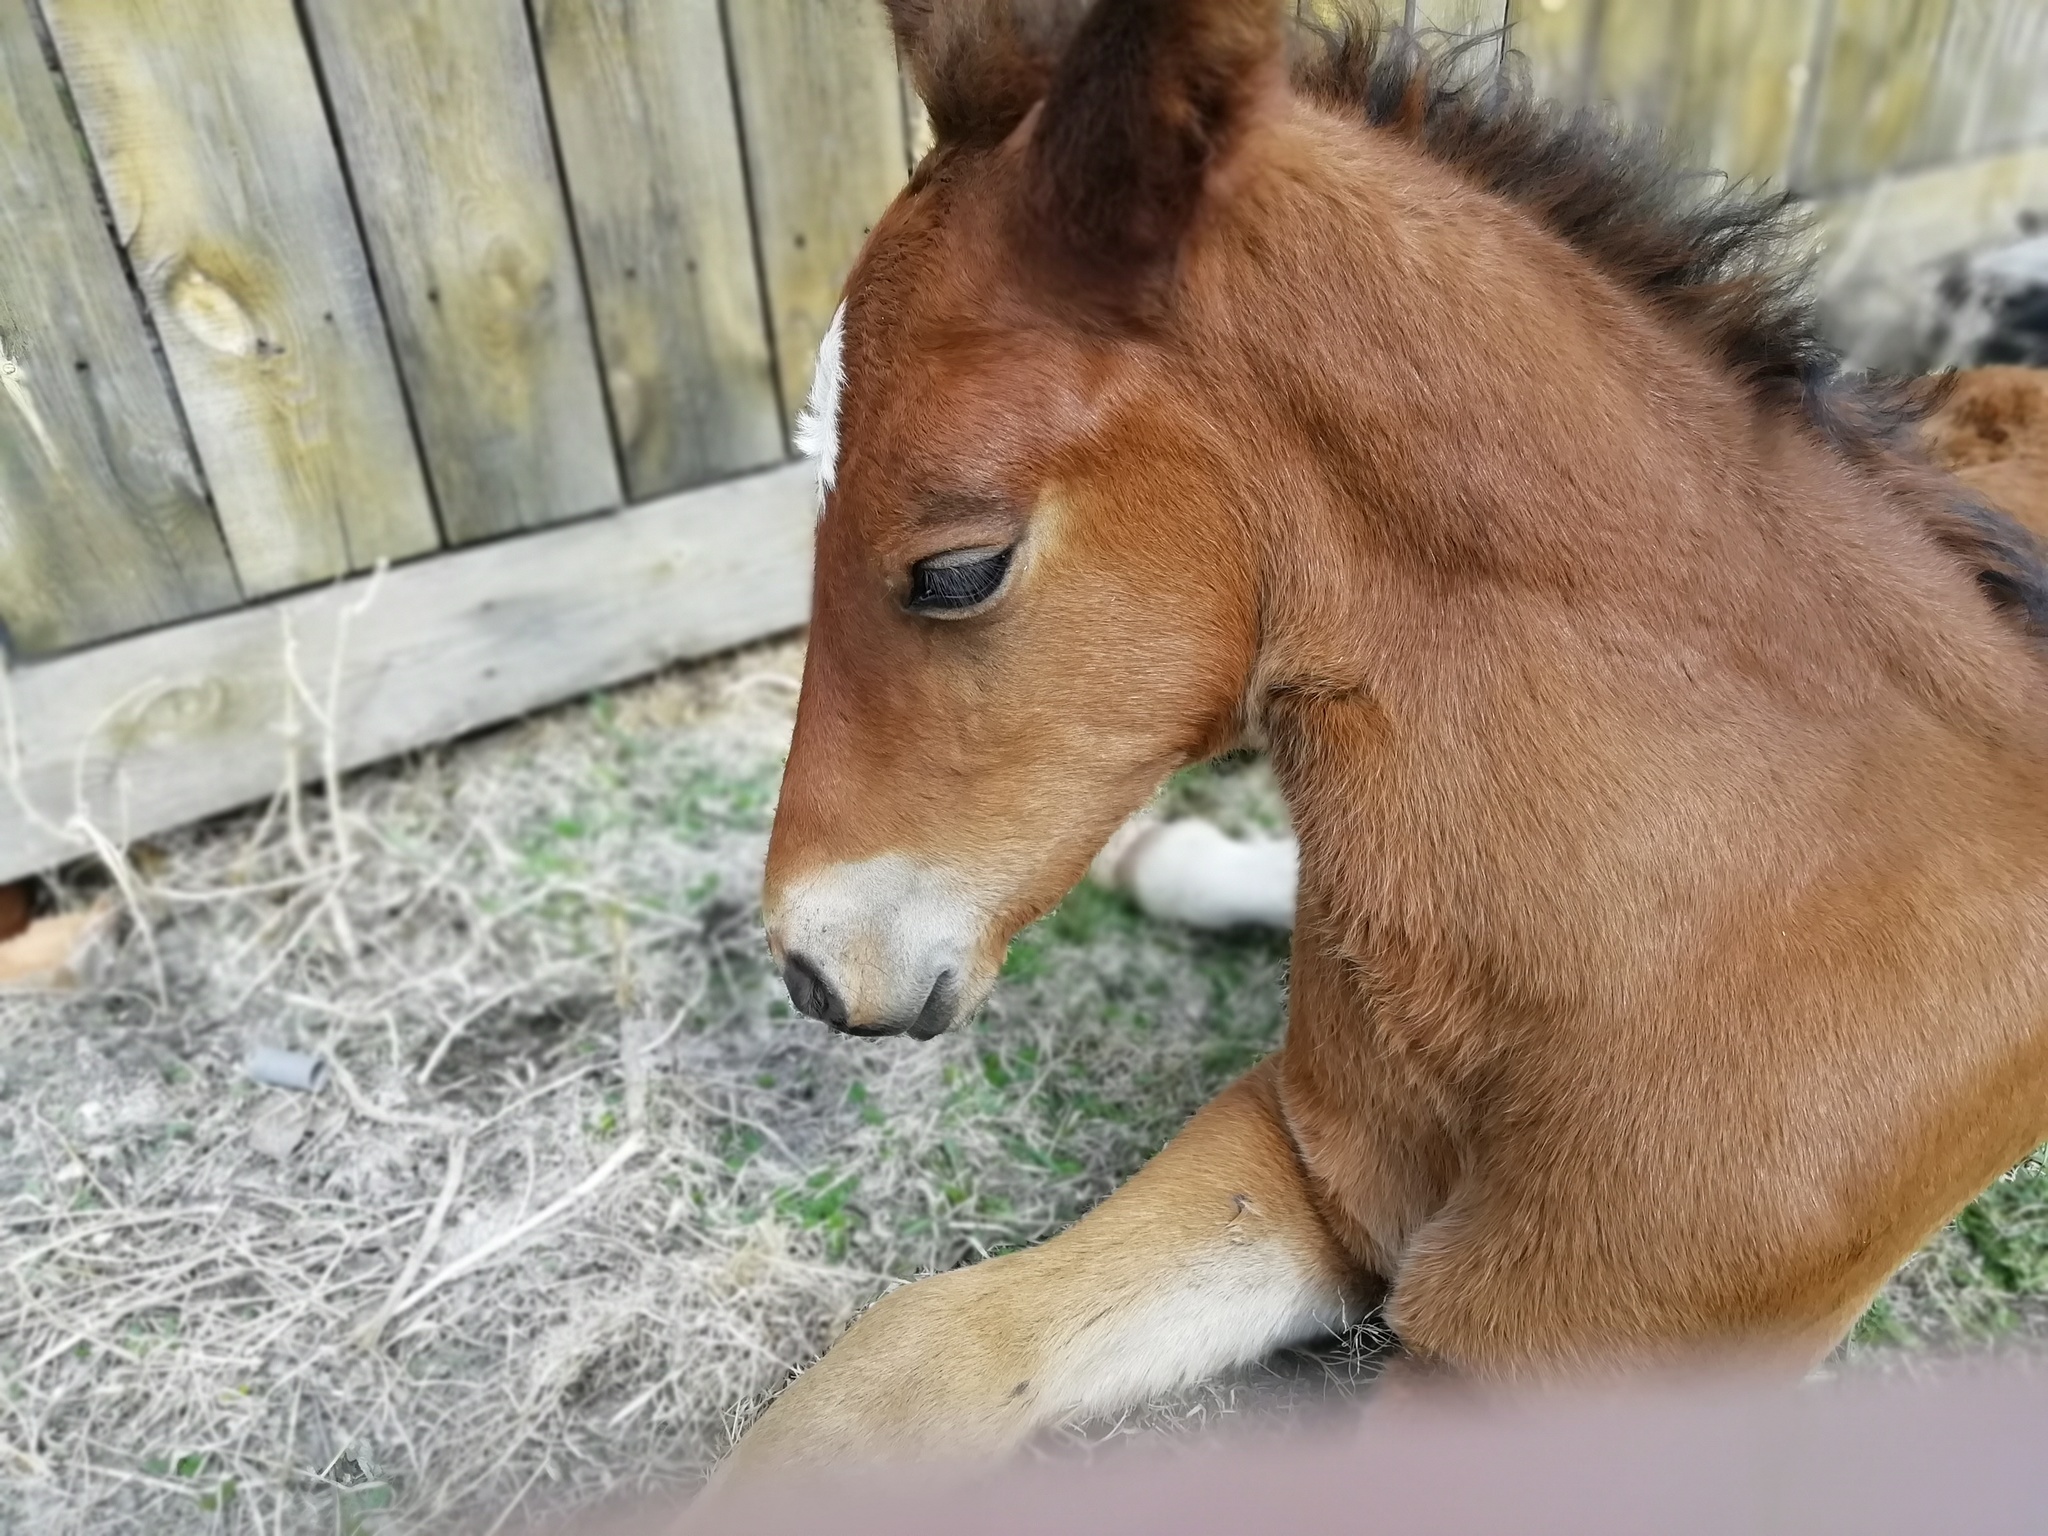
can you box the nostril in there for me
[908,968,957,1040]
[783,953,847,1029]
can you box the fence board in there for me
[39,0,439,596]
[301,0,620,543]
[1504,0,1594,107]
[1586,0,1820,184]
[1414,1,1509,35]
[0,461,816,883]
[723,0,911,423]
[1414,1,1510,81]
[532,0,786,500]
[1905,0,2048,168]
[1801,0,1957,191]
[0,0,238,656]
[1583,0,1688,140]
[1672,0,1826,183]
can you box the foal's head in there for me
[765,0,1294,1035]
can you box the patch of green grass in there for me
[140,1454,237,1515]
[1855,1151,2048,1353]
[792,862,1296,1272]
[664,761,777,839]
[845,1080,886,1126]
[773,1170,863,1259]
[337,1481,393,1536]
[719,1125,766,1171]
[1955,1160,2048,1294]
[1038,880,1143,946]
[1849,1294,1913,1348]
[1153,753,1291,836]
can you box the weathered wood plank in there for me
[1812,144,2048,370]
[723,0,911,425]
[531,0,785,500]
[0,461,816,882]
[40,0,440,595]
[1414,0,1509,35]
[1800,0,1957,191]
[1504,0,1594,108]
[1588,0,1827,183]
[1580,0,1685,137]
[1668,0,1827,183]
[1903,0,2048,168]
[0,0,239,656]
[301,0,621,542]
[1414,1,1510,81]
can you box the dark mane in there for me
[1290,17,1841,431]
[1289,13,2048,643]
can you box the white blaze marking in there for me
[794,301,847,507]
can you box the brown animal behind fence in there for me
[720,0,2048,1475]
[1926,366,2048,540]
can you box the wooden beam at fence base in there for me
[0,0,239,656]
[0,461,816,884]
[300,0,623,545]
[40,0,440,596]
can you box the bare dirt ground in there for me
[2,634,2042,1534]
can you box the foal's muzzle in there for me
[764,855,988,1039]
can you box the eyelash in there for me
[906,547,1014,614]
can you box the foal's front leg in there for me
[720,1061,1363,1475]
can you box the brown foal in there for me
[729,0,2048,1472]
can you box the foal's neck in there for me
[1206,119,2047,986]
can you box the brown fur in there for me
[883,0,1091,146]
[733,2,2048,1470]
[1923,365,2048,539]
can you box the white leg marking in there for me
[1037,1238,1350,1417]
[1092,816,1299,931]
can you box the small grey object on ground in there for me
[247,1046,329,1093]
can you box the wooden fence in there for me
[3,0,2048,881]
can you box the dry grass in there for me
[0,637,1329,1533]
[2,634,2041,1533]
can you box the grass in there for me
[1858,1150,2048,1353]
[0,636,2041,1532]
[0,640,1309,1533]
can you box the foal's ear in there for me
[1025,0,1284,312]
[882,0,1091,147]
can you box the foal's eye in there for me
[905,546,1014,615]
